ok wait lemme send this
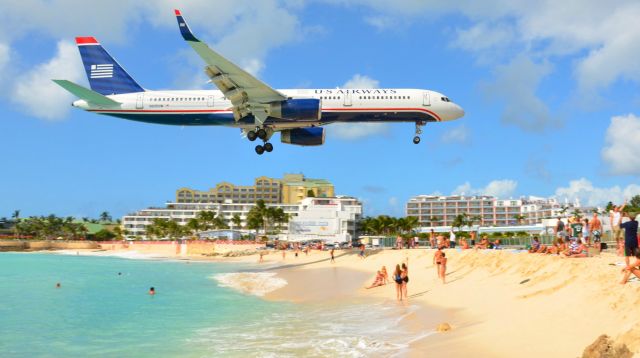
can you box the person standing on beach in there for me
[555,217,565,240]
[433,247,444,279]
[359,243,366,259]
[449,228,456,249]
[581,218,590,245]
[430,229,436,249]
[611,201,626,248]
[394,264,403,301]
[439,253,447,284]
[570,218,583,241]
[591,212,603,251]
[401,258,409,299]
[330,248,335,263]
[620,211,638,267]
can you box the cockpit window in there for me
[441,97,451,102]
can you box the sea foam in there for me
[212,272,287,297]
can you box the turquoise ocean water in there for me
[0,253,429,357]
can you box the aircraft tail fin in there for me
[75,36,144,95]
[52,79,121,107]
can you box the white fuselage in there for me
[73,88,464,128]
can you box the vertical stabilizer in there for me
[75,36,144,95]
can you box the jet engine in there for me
[270,99,321,121]
[280,127,325,146]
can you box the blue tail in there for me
[75,37,144,95]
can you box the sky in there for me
[2,0,640,219]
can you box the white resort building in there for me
[122,196,362,242]
[406,195,583,228]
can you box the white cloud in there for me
[554,178,640,207]
[12,41,84,120]
[342,74,380,89]
[453,22,515,53]
[453,179,518,198]
[330,74,389,140]
[329,123,389,140]
[440,124,470,144]
[0,43,9,73]
[601,114,640,176]
[364,16,396,31]
[482,55,559,132]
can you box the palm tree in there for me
[11,210,20,239]
[99,211,112,223]
[559,205,569,216]
[185,218,201,236]
[571,208,583,220]
[513,214,526,225]
[231,214,242,230]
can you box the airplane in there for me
[54,9,464,155]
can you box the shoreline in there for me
[9,246,640,357]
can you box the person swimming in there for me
[149,287,155,295]
[55,282,61,288]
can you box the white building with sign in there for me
[286,197,362,243]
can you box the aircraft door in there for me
[136,93,144,109]
[344,92,352,106]
[207,95,214,107]
[422,92,430,106]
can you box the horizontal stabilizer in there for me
[52,80,121,107]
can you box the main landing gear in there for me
[413,121,425,144]
[247,127,274,155]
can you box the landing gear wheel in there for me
[264,142,273,152]
[255,145,265,155]
[257,129,267,140]
[413,136,421,144]
[247,130,258,141]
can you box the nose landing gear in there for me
[413,121,425,144]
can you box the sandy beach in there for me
[55,246,640,357]
[252,248,640,357]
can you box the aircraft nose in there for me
[454,103,465,119]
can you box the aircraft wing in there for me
[174,9,286,123]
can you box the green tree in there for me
[94,229,116,241]
[231,214,242,230]
[451,213,468,231]
[185,218,201,236]
[11,210,20,239]
[513,214,526,225]
[99,211,112,222]
[112,226,128,240]
[629,195,640,210]
[571,208,583,220]
[306,189,316,197]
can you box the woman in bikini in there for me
[401,258,409,300]
[394,264,403,301]
[366,270,385,289]
[439,252,448,284]
[381,266,389,285]
[433,247,444,280]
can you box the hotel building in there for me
[122,196,361,242]
[406,195,580,227]
[175,174,334,205]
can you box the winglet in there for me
[174,9,199,42]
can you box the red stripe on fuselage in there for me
[323,107,441,121]
[89,107,440,120]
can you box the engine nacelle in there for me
[280,127,325,146]
[270,99,321,121]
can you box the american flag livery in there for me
[90,64,114,79]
